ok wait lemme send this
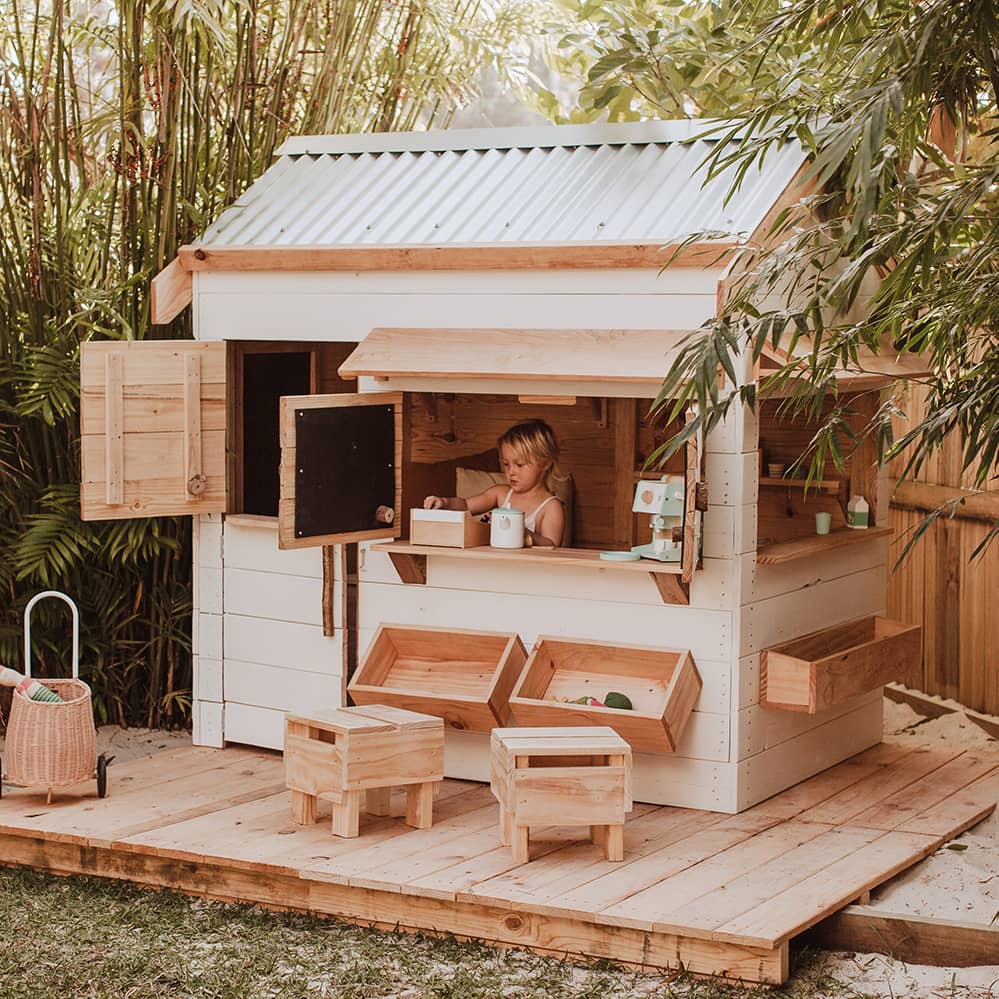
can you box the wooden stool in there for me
[490,726,633,863]
[284,704,444,838]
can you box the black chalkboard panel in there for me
[294,403,395,540]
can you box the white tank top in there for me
[502,489,558,532]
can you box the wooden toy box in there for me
[348,624,527,732]
[409,508,490,548]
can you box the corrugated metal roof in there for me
[199,122,807,248]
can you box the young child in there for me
[424,419,566,548]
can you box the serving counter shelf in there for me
[371,541,690,605]
[756,525,893,566]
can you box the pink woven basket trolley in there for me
[2,591,108,804]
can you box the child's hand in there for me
[424,495,445,509]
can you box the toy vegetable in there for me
[603,691,633,710]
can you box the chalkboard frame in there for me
[277,392,402,550]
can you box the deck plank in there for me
[445,803,664,904]
[716,829,940,946]
[0,749,284,847]
[464,808,733,918]
[650,824,882,941]
[896,765,999,837]
[310,800,500,890]
[847,752,999,831]
[600,817,836,935]
[799,747,964,825]
[401,825,583,900]
[125,783,492,876]
[548,813,781,930]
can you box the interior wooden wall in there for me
[404,394,684,551]
[886,383,999,715]
[756,395,876,547]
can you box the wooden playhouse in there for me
[80,120,926,812]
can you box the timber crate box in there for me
[761,615,921,713]
[508,636,702,753]
[409,508,490,548]
[348,624,527,733]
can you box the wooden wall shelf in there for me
[758,476,844,492]
[509,637,702,753]
[756,526,892,566]
[761,615,921,713]
[372,542,690,605]
[348,624,527,732]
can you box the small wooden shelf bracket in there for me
[592,397,608,429]
[387,551,427,585]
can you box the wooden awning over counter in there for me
[338,327,691,397]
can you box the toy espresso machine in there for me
[631,475,685,562]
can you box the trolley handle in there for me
[23,590,80,680]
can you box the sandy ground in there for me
[2,705,997,996]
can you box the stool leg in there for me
[406,781,435,829]
[604,824,624,862]
[290,790,317,825]
[590,824,608,848]
[499,805,512,846]
[332,789,361,838]
[365,786,393,816]
[512,824,530,864]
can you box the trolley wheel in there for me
[96,753,110,799]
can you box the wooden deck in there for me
[1,739,997,985]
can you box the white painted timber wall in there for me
[188,267,893,813]
[192,515,346,752]
[193,269,723,346]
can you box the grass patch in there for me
[0,867,864,998]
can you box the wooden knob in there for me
[695,481,709,511]
[374,505,395,524]
[187,474,207,496]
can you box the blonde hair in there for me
[497,420,563,492]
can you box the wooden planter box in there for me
[508,636,702,753]
[761,615,921,713]
[348,624,527,733]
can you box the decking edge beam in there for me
[0,832,787,985]
[803,904,999,968]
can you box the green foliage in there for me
[554,0,999,552]
[542,0,816,121]
[0,0,537,728]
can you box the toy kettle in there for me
[490,507,525,548]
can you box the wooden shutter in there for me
[80,341,227,521]
[278,392,403,550]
